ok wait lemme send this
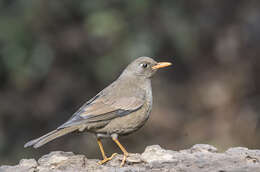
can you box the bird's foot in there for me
[98,153,117,165]
[120,152,129,167]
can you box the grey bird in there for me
[24,56,172,166]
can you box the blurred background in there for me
[0,0,260,165]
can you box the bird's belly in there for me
[96,102,152,135]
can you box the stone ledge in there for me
[1,144,260,172]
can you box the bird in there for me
[24,56,172,167]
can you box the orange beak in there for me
[152,62,172,70]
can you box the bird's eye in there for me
[141,63,148,68]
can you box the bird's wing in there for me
[58,87,145,129]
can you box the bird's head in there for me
[121,56,172,79]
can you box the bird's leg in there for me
[112,138,129,167]
[97,139,117,165]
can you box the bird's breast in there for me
[145,82,153,116]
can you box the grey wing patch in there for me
[57,114,84,129]
[57,94,101,129]
[58,108,141,130]
[58,88,145,130]
[82,108,140,122]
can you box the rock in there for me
[1,144,260,172]
[141,145,177,164]
[36,151,86,172]
[19,159,38,168]
[190,144,218,153]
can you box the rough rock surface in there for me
[1,144,260,172]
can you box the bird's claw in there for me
[120,152,129,167]
[98,153,117,165]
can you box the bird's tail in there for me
[24,126,78,148]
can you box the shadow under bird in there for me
[24,56,172,166]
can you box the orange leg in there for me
[97,139,117,165]
[112,138,129,167]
